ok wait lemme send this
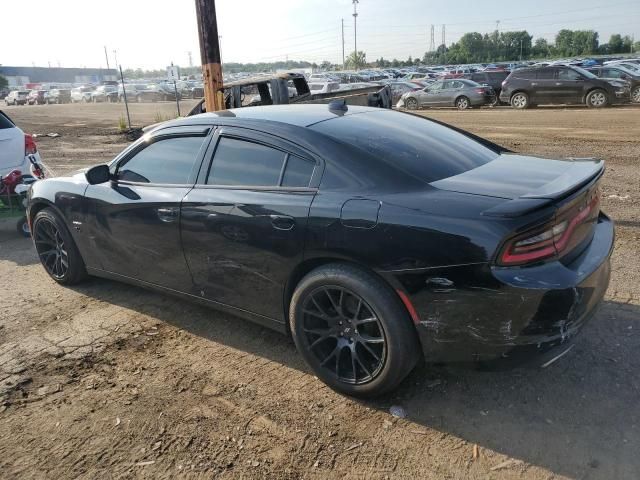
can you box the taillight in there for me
[25,134,37,155]
[499,192,599,266]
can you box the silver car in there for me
[399,79,495,110]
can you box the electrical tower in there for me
[188,51,193,68]
[352,0,359,65]
[429,24,435,52]
[441,24,445,48]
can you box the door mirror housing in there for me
[85,164,111,185]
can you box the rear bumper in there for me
[393,213,614,366]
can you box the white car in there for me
[4,90,30,106]
[308,82,340,94]
[0,110,43,179]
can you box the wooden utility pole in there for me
[195,0,224,111]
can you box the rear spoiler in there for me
[483,158,604,218]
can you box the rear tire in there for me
[32,208,87,285]
[289,263,420,397]
[586,89,608,108]
[17,217,30,237]
[455,96,470,110]
[510,92,529,109]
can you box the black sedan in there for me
[27,105,613,397]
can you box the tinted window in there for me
[536,69,555,80]
[557,68,583,80]
[311,110,498,183]
[282,155,315,187]
[0,112,15,130]
[208,137,286,186]
[118,136,204,184]
[601,69,623,78]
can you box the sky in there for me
[1,0,639,70]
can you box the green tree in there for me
[345,50,366,69]
[0,75,8,90]
[532,38,550,57]
[608,34,624,53]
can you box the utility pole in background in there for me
[352,0,358,67]
[341,18,345,68]
[441,25,446,63]
[104,46,110,70]
[429,24,435,52]
[195,0,224,112]
[113,50,119,68]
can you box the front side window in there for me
[117,136,205,184]
[602,69,622,78]
[557,68,583,81]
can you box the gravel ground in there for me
[0,102,638,479]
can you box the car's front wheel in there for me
[586,89,608,108]
[631,86,640,104]
[510,92,529,109]
[32,208,87,285]
[289,264,420,397]
[405,97,418,110]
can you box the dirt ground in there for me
[0,102,639,480]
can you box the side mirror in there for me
[85,164,111,185]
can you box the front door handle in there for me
[270,215,295,231]
[531,82,538,86]
[555,82,563,86]
[157,207,179,223]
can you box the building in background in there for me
[0,66,118,87]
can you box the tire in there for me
[289,263,420,397]
[17,217,30,237]
[586,89,608,108]
[631,86,640,104]
[405,97,418,110]
[32,208,87,285]
[455,96,470,110]
[510,91,529,109]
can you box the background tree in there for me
[0,75,8,90]
[345,50,366,69]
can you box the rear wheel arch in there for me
[283,257,418,336]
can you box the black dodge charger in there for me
[27,105,613,397]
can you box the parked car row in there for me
[4,80,205,107]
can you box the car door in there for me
[555,67,584,103]
[530,68,556,104]
[83,125,212,290]
[420,81,445,106]
[180,127,320,322]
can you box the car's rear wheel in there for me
[32,208,87,285]
[289,264,420,397]
[586,89,608,108]
[631,86,640,104]
[405,97,418,110]
[511,92,529,109]
[17,217,30,237]
[455,96,470,110]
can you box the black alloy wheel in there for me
[32,208,87,285]
[300,286,387,385]
[290,264,420,397]
[34,217,69,279]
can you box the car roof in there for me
[166,104,377,129]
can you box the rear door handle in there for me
[531,82,538,86]
[157,207,179,223]
[270,215,295,231]
[555,82,563,86]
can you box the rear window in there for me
[310,110,499,183]
[0,111,15,129]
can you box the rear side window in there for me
[282,156,315,187]
[311,110,498,183]
[208,137,285,186]
[117,136,205,184]
[0,112,15,130]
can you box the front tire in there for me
[32,208,87,285]
[405,97,418,110]
[510,92,529,109]
[586,89,608,108]
[289,264,420,397]
[631,86,640,104]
